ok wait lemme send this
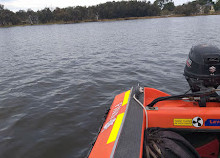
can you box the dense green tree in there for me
[16,10,28,22]
[0,4,20,25]
[75,6,88,20]
[214,0,220,11]
[97,1,160,19]
[1,0,219,27]
[53,7,66,21]
[0,9,20,25]
[196,0,213,5]
[0,4,4,10]
[0,1,162,26]
[174,1,200,16]
[87,6,99,20]
[37,8,53,23]
[163,2,175,11]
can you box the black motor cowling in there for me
[184,44,220,92]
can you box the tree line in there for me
[0,0,220,26]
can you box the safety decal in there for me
[174,117,203,127]
[174,119,192,126]
[101,102,122,133]
[107,113,124,144]
[101,118,116,133]
[205,119,220,126]
[192,117,203,127]
[122,90,131,106]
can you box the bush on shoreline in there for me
[0,0,219,27]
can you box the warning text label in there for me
[174,119,192,126]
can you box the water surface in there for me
[0,15,220,158]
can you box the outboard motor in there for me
[184,44,220,92]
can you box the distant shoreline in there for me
[1,13,220,28]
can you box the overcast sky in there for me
[0,0,199,12]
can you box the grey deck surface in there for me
[113,90,144,158]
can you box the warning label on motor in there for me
[174,119,192,126]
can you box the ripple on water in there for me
[0,15,220,158]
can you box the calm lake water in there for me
[1,15,220,158]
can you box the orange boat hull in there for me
[89,87,220,158]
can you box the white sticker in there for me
[192,117,203,127]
